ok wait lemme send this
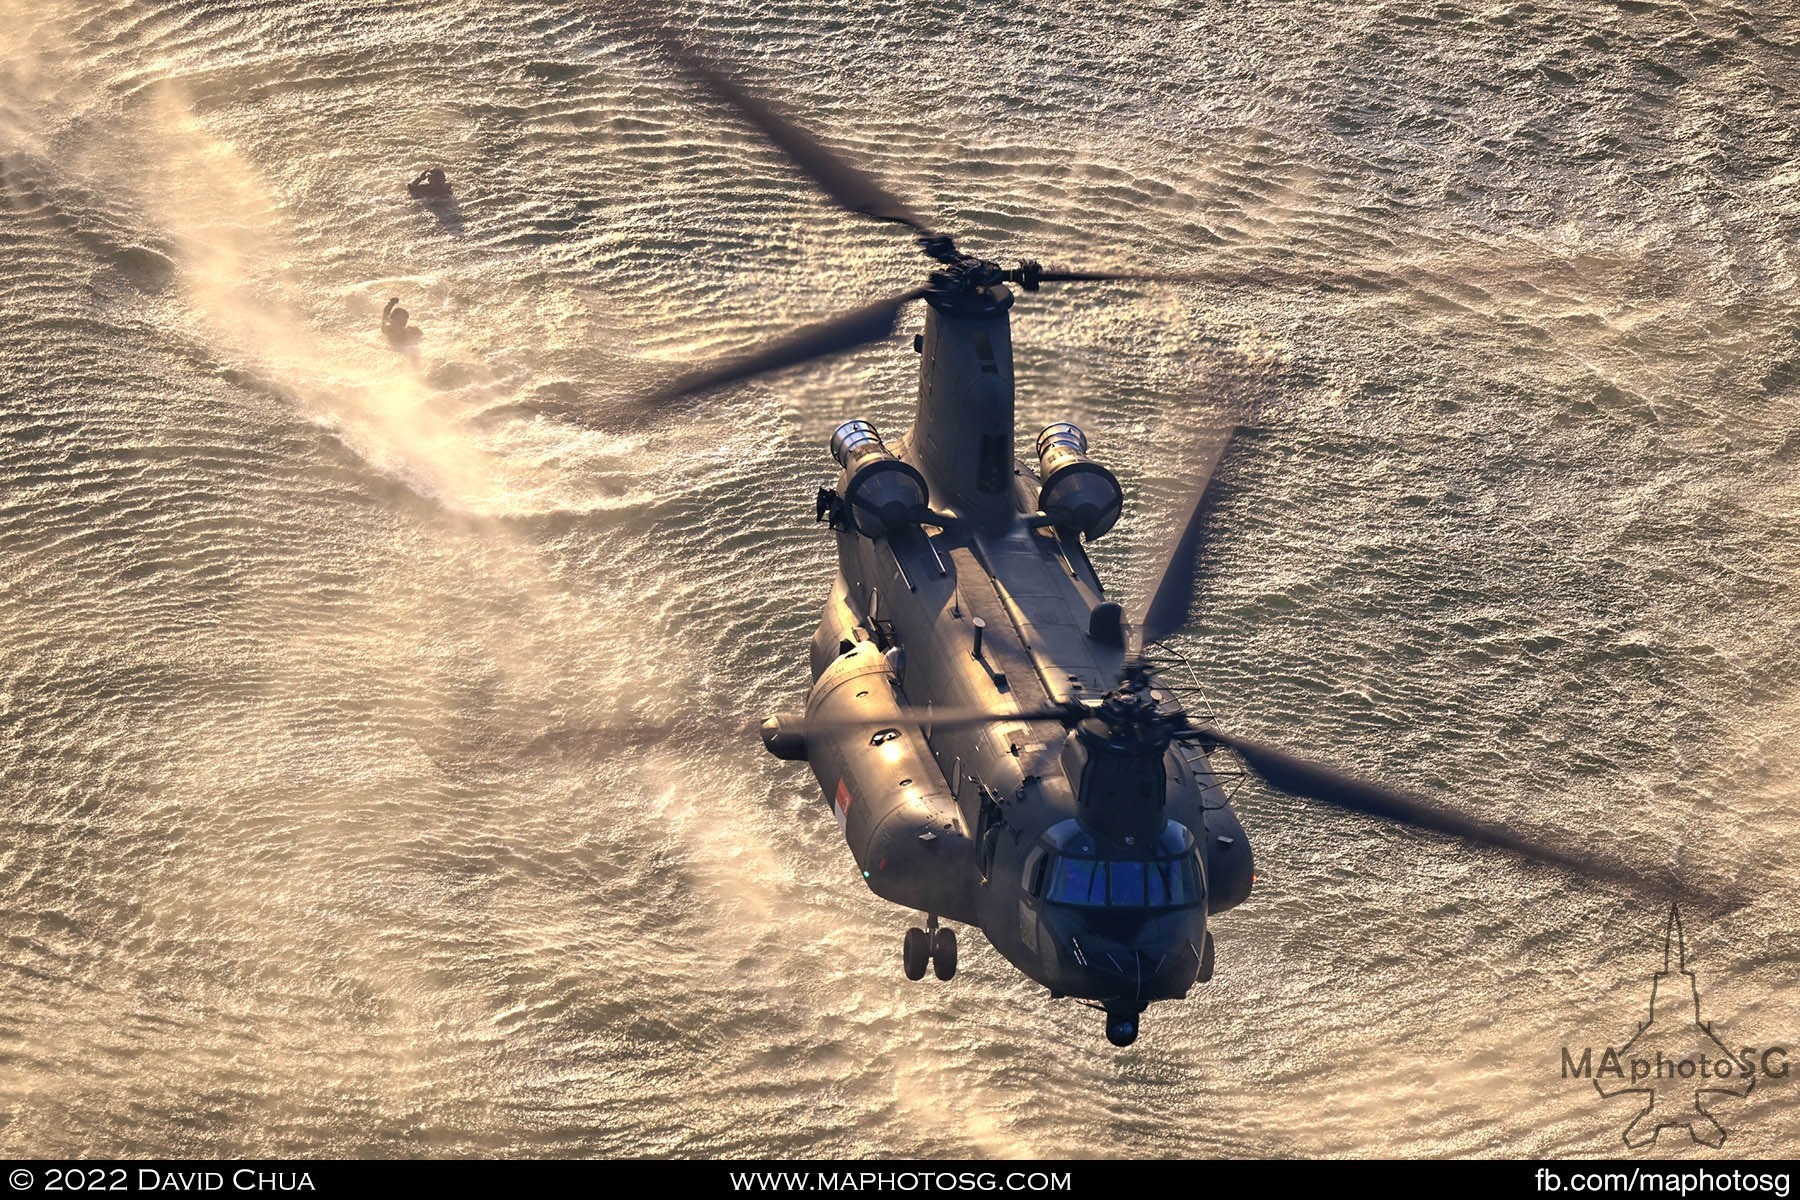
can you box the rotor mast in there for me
[911,280,1017,526]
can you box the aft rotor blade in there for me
[646,28,934,235]
[1032,268,1214,285]
[1026,265,1385,291]
[1131,419,1237,653]
[643,287,928,407]
[1200,728,1716,901]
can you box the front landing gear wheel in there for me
[903,927,930,980]
[1105,1012,1139,1047]
[931,927,958,980]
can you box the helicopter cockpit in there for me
[1022,818,1210,1043]
[1030,819,1205,910]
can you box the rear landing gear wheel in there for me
[1105,1012,1139,1047]
[903,927,930,980]
[931,927,958,980]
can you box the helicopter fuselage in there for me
[769,281,1255,1039]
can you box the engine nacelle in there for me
[1036,422,1122,539]
[831,419,929,538]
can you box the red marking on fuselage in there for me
[834,778,853,827]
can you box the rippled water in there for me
[2,0,1797,1159]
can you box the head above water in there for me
[380,298,419,346]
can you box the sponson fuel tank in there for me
[795,638,978,924]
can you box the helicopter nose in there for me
[1064,933,1202,1007]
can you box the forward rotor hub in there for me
[1079,667,1183,751]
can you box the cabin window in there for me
[976,788,1004,882]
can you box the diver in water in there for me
[407,168,451,200]
[382,297,422,348]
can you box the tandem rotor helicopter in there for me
[619,21,1700,1046]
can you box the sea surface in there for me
[2,0,1797,1158]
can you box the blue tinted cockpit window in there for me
[1145,861,1170,906]
[1161,856,1195,905]
[1107,859,1146,906]
[1044,853,1201,909]
[1048,856,1102,905]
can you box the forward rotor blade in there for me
[1200,727,1714,901]
[530,702,1071,756]
[646,28,934,235]
[1131,419,1238,653]
[642,287,927,407]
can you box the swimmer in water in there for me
[407,168,451,200]
[381,297,422,348]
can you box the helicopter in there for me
[624,22,1699,1046]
